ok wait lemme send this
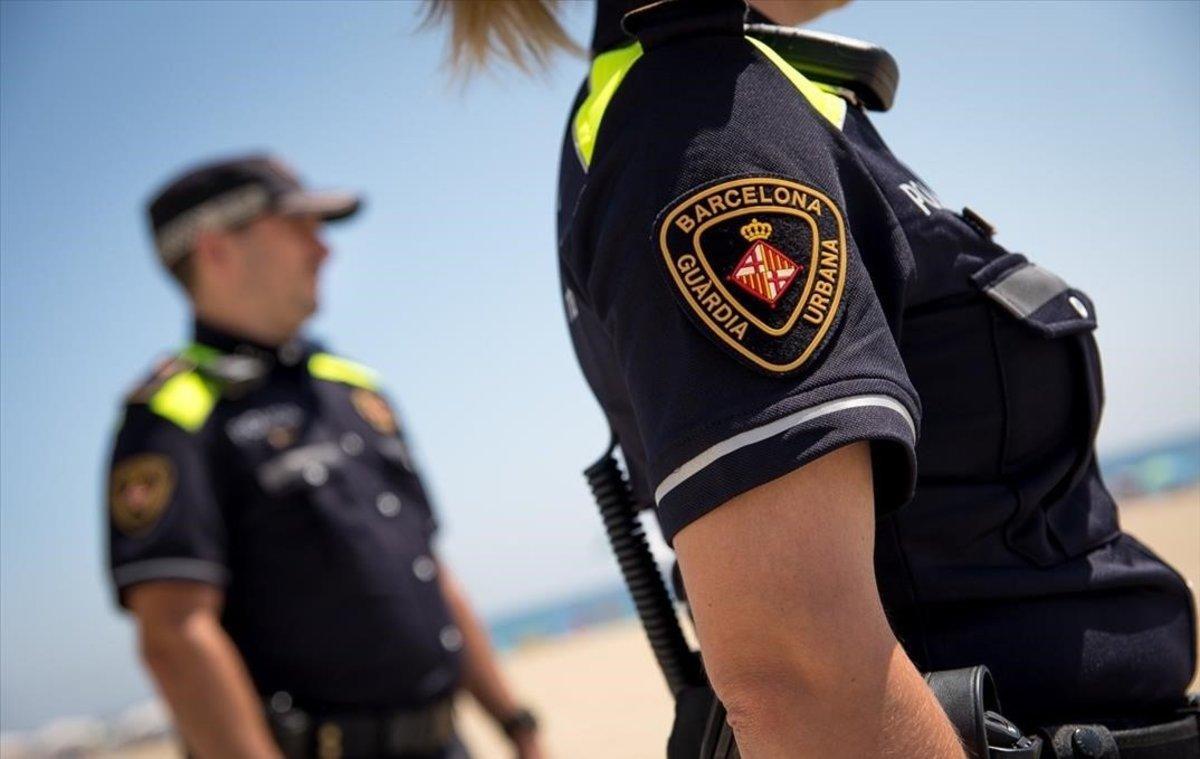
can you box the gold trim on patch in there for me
[694,207,819,335]
[659,177,848,374]
[110,454,175,537]
[351,388,397,436]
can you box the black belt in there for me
[1040,711,1199,759]
[267,697,457,759]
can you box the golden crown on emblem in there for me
[740,218,773,241]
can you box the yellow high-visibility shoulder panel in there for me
[307,352,379,391]
[571,37,846,170]
[745,36,847,130]
[147,370,219,433]
[572,42,644,169]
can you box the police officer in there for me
[430,0,1197,756]
[106,155,543,759]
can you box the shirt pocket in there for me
[250,440,368,545]
[969,252,1116,565]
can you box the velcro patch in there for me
[656,176,848,375]
[110,454,175,536]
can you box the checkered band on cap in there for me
[154,184,272,264]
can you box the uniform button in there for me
[439,625,463,652]
[412,555,437,582]
[269,691,293,713]
[340,432,364,456]
[376,491,402,517]
[302,462,328,487]
[1071,727,1105,757]
[278,342,302,366]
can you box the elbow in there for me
[126,582,226,677]
[137,623,183,674]
[712,665,807,741]
[136,614,209,675]
[706,625,897,737]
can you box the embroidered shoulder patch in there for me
[110,453,175,536]
[656,176,848,375]
[351,388,398,436]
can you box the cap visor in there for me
[278,190,361,222]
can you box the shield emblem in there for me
[351,388,398,436]
[656,176,848,375]
[110,453,175,536]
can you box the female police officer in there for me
[429,1,1196,756]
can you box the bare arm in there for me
[674,442,965,758]
[128,581,281,759]
[438,563,544,758]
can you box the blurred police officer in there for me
[105,155,543,759]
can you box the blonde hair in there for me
[423,0,581,75]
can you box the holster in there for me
[668,686,728,759]
[678,665,1039,759]
[924,666,1041,758]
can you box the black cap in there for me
[147,154,362,264]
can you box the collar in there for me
[592,0,646,55]
[189,320,313,398]
[592,0,769,55]
[192,319,311,367]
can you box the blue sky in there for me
[1,0,1197,731]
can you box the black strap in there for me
[1042,713,1199,759]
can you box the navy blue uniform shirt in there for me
[106,321,463,710]
[558,0,1195,728]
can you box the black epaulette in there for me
[621,0,898,111]
[123,355,192,406]
[622,0,746,50]
[123,349,270,408]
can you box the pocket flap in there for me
[971,253,1096,338]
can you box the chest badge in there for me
[656,176,848,375]
[226,404,304,450]
[351,388,398,436]
[110,453,175,536]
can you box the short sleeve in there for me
[569,36,920,541]
[106,405,229,607]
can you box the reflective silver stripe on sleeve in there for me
[653,394,916,505]
[112,558,230,588]
[982,263,1070,320]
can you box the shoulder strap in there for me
[571,29,847,171]
[307,352,380,391]
[146,369,220,433]
[744,36,847,130]
[573,42,644,170]
[127,343,224,432]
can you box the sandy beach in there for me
[453,486,1200,758]
[79,486,1200,759]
